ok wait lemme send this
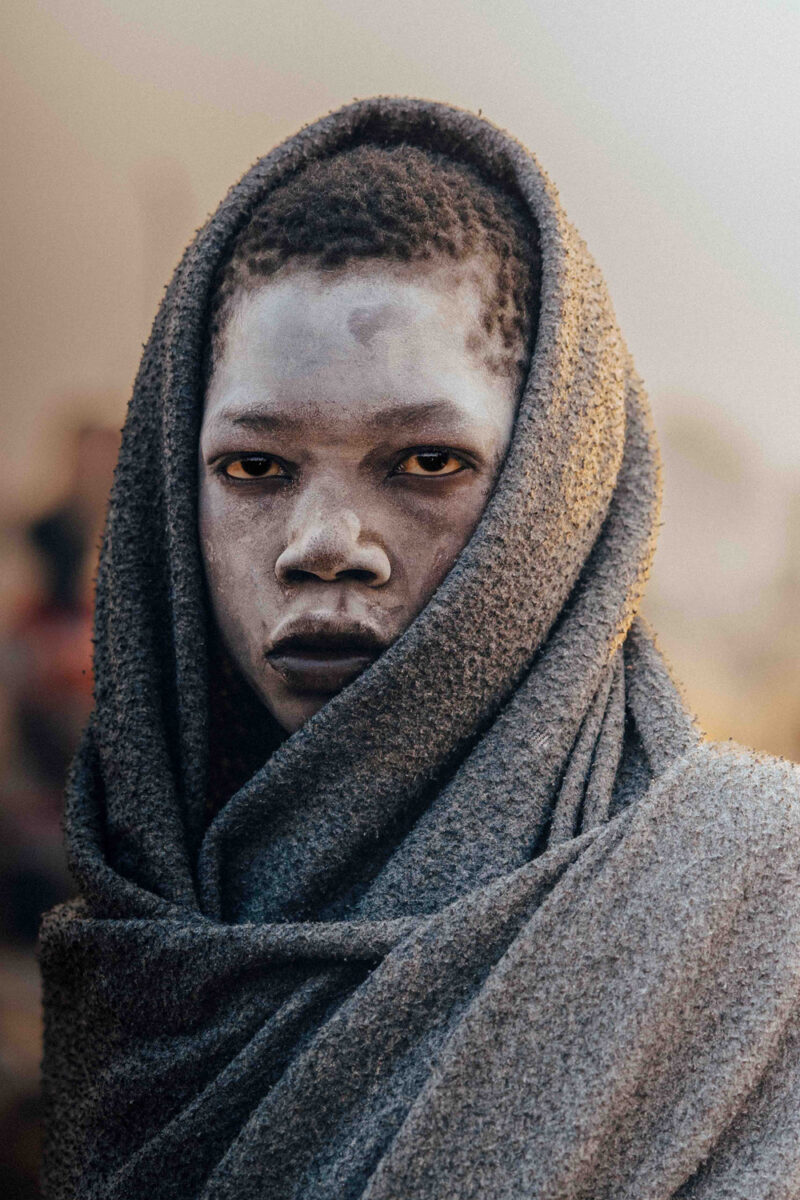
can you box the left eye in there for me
[223,456,286,479]
[394,450,465,476]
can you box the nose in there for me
[274,505,391,587]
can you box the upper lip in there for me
[265,617,390,659]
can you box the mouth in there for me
[265,623,388,695]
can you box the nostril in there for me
[282,567,323,584]
[339,568,378,583]
[282,566,380,585]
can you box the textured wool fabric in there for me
[38,97,800,1200]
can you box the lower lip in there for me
[266,650,378,694]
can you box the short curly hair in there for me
[207,142,540,382]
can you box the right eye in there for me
[223,455,287,480]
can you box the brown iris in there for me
[394,450,464,475]
[224,456,285,479]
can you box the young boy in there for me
[39,97,800,1200]
[200,143,537,740]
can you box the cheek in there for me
[388,476,494,596]
[198,484,282,649]
[199,485,251,575]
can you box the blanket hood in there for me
[66,96,697,924]
[38,97,800,1200]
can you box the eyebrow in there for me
[210,398,477,433]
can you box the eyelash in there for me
[215,447,473,483]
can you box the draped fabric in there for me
[38,97,800,1199]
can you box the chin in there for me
[257,640,388,733]
[262,680,337,735]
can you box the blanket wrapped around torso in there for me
[38,97,800,1200]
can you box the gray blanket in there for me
[38,97,800,1199]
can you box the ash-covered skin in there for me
[199,253,523,733]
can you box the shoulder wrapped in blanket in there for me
[37,97,800,1200]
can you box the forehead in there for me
[202,257,517,439]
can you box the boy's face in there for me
[199,255,522,732]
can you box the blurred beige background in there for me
[0,4,798,1192]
